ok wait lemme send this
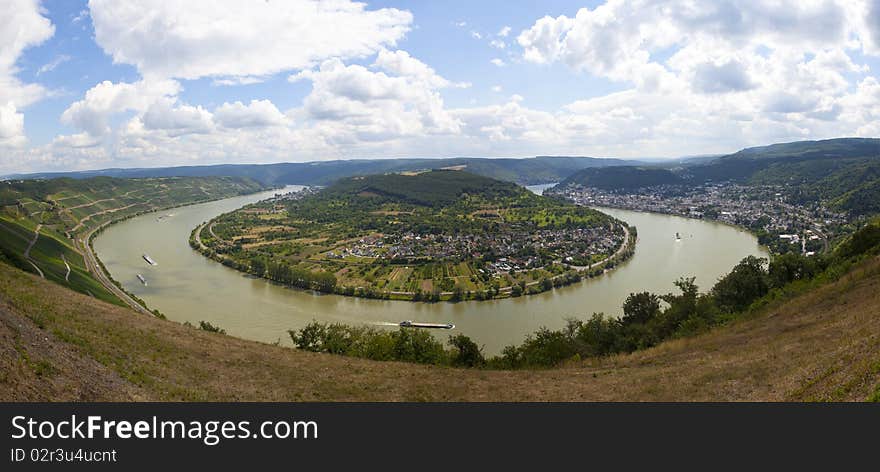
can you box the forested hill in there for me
[724,138,880,160]
[558,138,880,216]
[558,166,682,190]
[8,156,639,187]
[321,170,534,207]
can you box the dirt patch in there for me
[0,301,145,401]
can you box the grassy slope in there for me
[1,256,878,401]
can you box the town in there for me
[548,182,850,255]
[326,224,626,275]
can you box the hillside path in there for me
[23,224,44,279]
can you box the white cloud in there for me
[290,54,462,141]
[373,49,468,89]
[0,102,26,147]
[9,0,880,175]
[87,0,413,80]
[490,39,506,49]
[52,132,100,149]
[471,31,482,39]
[861,0,880,54]
[37,55,71,76]
[0,0,55,149]
[516,0,868,84]
[691,60,755,94]
[60,79,181,136]
[211,76,266,87]
[214,100,287,128]
[142,100,214,136]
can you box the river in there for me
[93,185,768,355]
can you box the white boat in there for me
[142,253,157,266]
[136,274,147,285]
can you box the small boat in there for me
[399,320,455,329]
[675,232,681,241]
[142,253,157,266]
[136,274,147,285]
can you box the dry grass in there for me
[1,258,879,402]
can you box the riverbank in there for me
[94,192,766,355]
[3,252,878,401]
[81,190,275,316]
[191,215,637,303]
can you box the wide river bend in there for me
[94,185,768,355]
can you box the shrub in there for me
[198,321,226,334]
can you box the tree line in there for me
[289,220,880,369]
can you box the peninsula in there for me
[193,170,634,301]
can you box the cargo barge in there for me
[399,320,455,329]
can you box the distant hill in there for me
[323,169,531,207]
[724,138,880,160]
[7,156,640,187]
[557,138,880,216]
[559,166,683,190]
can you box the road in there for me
[193,222,208,249]
[61,253,71,282]
[23,224,45,278]
[74,221,153,316]
[69,202,145,232]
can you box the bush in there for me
[198,321,226,334]
[289,321,448,365]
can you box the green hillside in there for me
[0,176,267,304]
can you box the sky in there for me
[1,0,880,174]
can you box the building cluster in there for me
[325,225,624,273]
[550,182,847,255]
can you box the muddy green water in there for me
[93,185,767,355]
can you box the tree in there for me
[768,253,819,288]
[710,256,769,313]
[621,292,661,326]
[250,257,266,276]
[450,286,464,302]
[448,334,485,367]
[511,284,523,297]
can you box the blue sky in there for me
[2,0,880,173]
